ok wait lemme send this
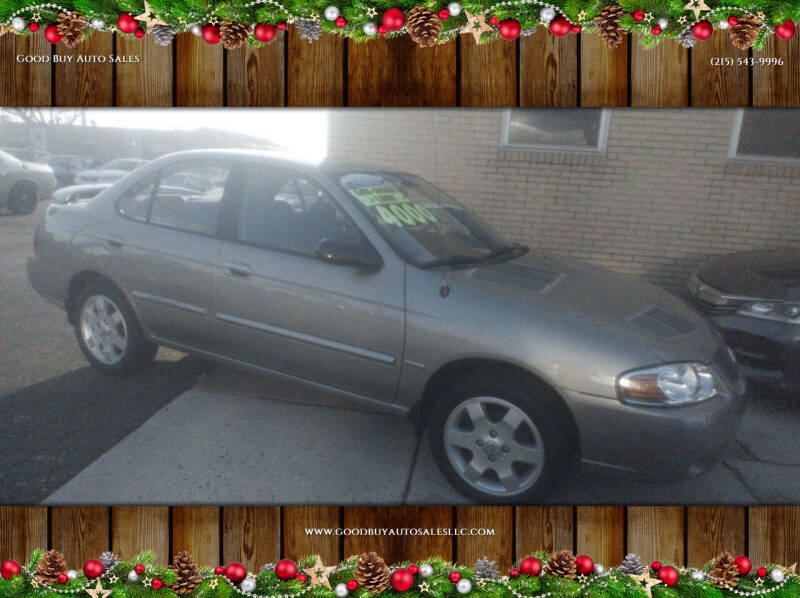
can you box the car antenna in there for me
[440,272,450,298]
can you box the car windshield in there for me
[339,172,524,268]
[103,159,141,170]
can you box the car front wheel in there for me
[7,181,38,214]
[429,372,575,502]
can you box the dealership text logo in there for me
[16,55,140,63]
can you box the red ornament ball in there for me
[254,23,277,42]
[152,578,164,590]
[549,15,571,36]
[575,556,594,576]
[134,28,145,37]
[438,9,450,20]
[377,24,388,34]
[1,560,22,580]
[382,7,405,30]
[335,16,347,28]
[275,559,298,581]
[296,574,307,583]
[44,24,63,43]
[134,564,146,575]
[202,24,221,44]
[83,560,105,580]
[57,573,69,584]
[632,9,645,20]
[571,24,581,32]
[775,20,796,39]
[346,580,359,591]
[727,15,739,25]
[449,571,461,583]
[757,567,768,578]
[518,557,542,577]
[214,567,225,575]
[489,15,500,25]
[651,561,662,571]
[498,19,521,39]
[509,569,520,579]
[391,569,415,592]
[225,563,248,584]
[734,556,752,575]
[117,13,138,34]
[657,566,679,587]
[408,565,419,575]
[651,25,661,34]
[277,21,287,30]
[691,20,713,40]
[29,22,39,31]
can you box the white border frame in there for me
[728,108,800,164]
[499,109,610,154]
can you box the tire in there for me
[7,181,38,215]
[428,371,576,502]
[71,282,157,375]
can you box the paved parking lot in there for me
[3,202,800,504]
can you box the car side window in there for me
[149,162,231,236]
[235,167,364,257]
[117,176,157,222]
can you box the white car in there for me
[75,159,148,184]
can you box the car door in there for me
[95,159,233,352]
[215,163,405,408]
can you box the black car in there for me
[686,248,800,391]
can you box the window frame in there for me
[728,109,800,164]
[499,108,610,154]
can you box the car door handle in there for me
[105,237,124,248]
[226,263,254,278]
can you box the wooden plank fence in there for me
[1,507,799,570]
[2,26,799,106]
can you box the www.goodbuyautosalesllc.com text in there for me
[15,54,140,62]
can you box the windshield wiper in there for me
[418,244,529,269]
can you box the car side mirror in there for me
[315,239,383,270]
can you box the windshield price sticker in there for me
[349,185,438,228]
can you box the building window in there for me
[730,109,800,162]
[500,109,609,153]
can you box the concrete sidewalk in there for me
[44,368,800,504]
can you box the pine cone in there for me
[220,21,250,50]
[619,553,645,575]
[171,551,203,595]
[354,552,391,594]
[545,550,577,579]
[709,552,740,588]
[475,556,500,579]
[406,6,442,48]
[729,14,761,49]
[151,23,177,46]
[99,552,120,572]
[593,5,626,48]
[56,12,88,48]
[35,550,67,585]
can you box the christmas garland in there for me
[0,0,798,50]
[1,549,798,598]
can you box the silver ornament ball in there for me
[362,21,377,34]
[691,570,705,581]
[539,7,555,22]
[717,18,730,29]
[67,571,79,581]
[456,579,472,594]
[335,583,349,598]
[657,17,669,28]
[593,564,605,575]
[771,569,786,583]
[191,23,203,35]
[419,564,434,579]
[91,18,105,29]
[240,578,257,593]
[324,5,340,20]
[11,16,26,31]
[447,2,462,16]
[127,570,139,583]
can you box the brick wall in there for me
[327,109,800,291]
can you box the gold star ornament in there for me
[366,6,377,17]
[783,563,797,577]
[135,0,167,31]
[629,573,662,598]
[209,579,219,589]
[108,575,119,584]
[0,23,10,37]
[644,11,653,22]
[303,557,336,589]
[461,10,493,44]
[419,582,431,593]
[677,15,687,24]
[577,10,586,20]
[683,0,710,19]
[85,581,112,598]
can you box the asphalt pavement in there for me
[3,201,800,504]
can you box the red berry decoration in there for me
[377,24,388,33]
[632,9,645,20]
[489,15,500,25]
[571,24,581,32]
[83,560,105,580]
[57,573,69,584]
[335,16,346,28]
[775,20,796,39]
[438,9,450,20]
[651,25,661,34]
[498,18,521,39]
[44,24,63,43]
[657,566,679,587]
[135,564,146,575]
[214,567,225,575]
[275,559,298,581]
[408,564,419,575]
[117,12,138,34]
[727,15,739,25]
[135,28,145,37]
[254,23,277,42]
[549,15,571,36]
[691,20,713,40]
[575,555,594,576]
[277,21,287,30]
[734,556,752,575]
[757,567,768,578]
[152,578,164,590]
[449,571,461,583]
[225,563,248,584]
[1,560,22,580]
[347,580,358,591]
[296,574,307,583]
[651,561,662,571]
[509,569,520,579]
[519,557,542,577]
[202,24,221,44]
[29,22,39,31]
[391,569,415,592]
[382,7,405,30]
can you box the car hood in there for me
[697,248,800,301]
[21,162,54,176]
[447,250,719,362]
[77,169,127,179]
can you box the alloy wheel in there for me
[79,294,129,365]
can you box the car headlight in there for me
[617,363,717,407]
[738,301,800,323]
